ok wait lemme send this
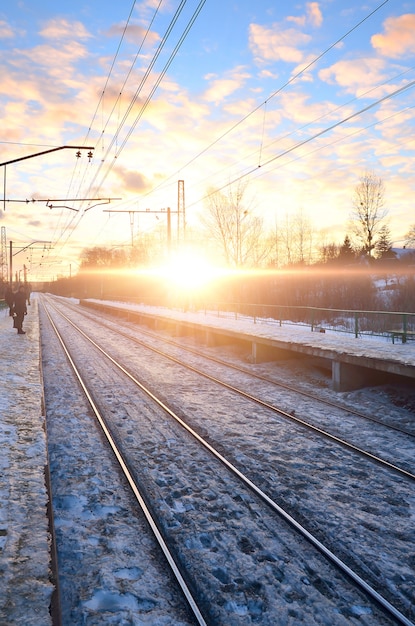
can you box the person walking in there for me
[4,284,14,316]
[13,284,27,334]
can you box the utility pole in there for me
[9,240,52,287]
[178,180,185,244]
[102,210,140,246]
[0,226,7,282]
[103,208,177,253]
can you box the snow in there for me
[1,294,414,625]
[86,298,415,367]
[0,298,53,626]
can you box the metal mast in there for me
[0,226,7,283]
[178,180,185,243]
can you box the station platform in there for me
[82,299,415,392]
[0,296,53,625]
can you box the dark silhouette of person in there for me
[4,284,14,316]
[13,285,27,334]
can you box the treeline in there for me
[45,249,415,314]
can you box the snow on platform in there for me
[0,297,53,626]
[86,299,415,362]
[83,299,415,390]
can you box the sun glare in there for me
[158,252,223,292]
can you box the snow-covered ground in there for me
[42,296,415,625]
[1,294,414,625]
[85,298,415,368]
[0,298,53,626]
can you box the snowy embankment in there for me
[0,299,53,626]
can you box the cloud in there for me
[17,42,89,71]
[249,24,311,64]
[39,18,92,41]
[134,0,167,20]
[287,2,323,28]
[0,20,15,39]
[278,90,334,125]
[203,67,250,104]
[371,14,415,58]
[307,2,323,28]
[105,22,160,47]
[319,58,387,95]
[249,3,322,65]
[114,167,151,193]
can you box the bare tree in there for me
[277,211,315,266]
[404,224,415,247]
[350,171,387,257]
[318,241,340,264]
[80,246,129,269]
[201,182,272,267]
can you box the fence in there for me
[103,295,415,343]
[197,302,415,342]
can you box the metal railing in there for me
[198,303,415,341]
[100,296,415,343]
[182,302,415,342]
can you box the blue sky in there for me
[1,0,415,279]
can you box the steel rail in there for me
[59,296,415,483]
[131,324,415,439]
[75,296,415,439]
[43,296,415,626]
[42,301,208,626]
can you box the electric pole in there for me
[178,180,185,243]
[0,226,7,282]
[103,208,177,253]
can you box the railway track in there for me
[78,300,415,438]
[63,295,415,475]
[40,295,415,625]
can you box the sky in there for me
[1,0,415,281]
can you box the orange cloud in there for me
[319,58,386,95]
[371,14,415,58]
[203,67,250,104]
[39,18,92,41]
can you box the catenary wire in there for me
[90,0,207,198]
[81,0,190,200]
[51,0,203,255]
[147,66,415,209]
[70,0,165,204]
[49,0,391,246]
[48,0,166,249]
[136,0,391,201]
[183,78,415,211]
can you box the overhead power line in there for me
[179,65,415,199]
[140,0,391,200]
[82,0,139,149]
[187,78,415,210]
[93,0,206,197]
[53,0,207,256]
[82,0,190,202]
